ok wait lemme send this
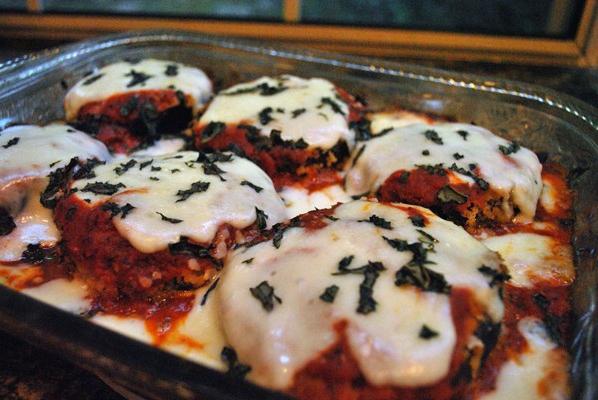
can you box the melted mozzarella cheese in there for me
[64,59,213,120]
[71,151,287,253]
[0,179,60,262]
[92,281,227,370]
[368,110,434,133]
[21,278,90,314]
[156,281,227,370]
[199,75,353,150]
[482,233,574,287]
[346,123,543,221]
[218,200,504,390]
[0,124,111,187]
[279,184,351,218]
[130,138,186,157]
[479,318,569,400]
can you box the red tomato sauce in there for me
[53,195,220,308]
[378,168,504,230]
[474,282,571,395]
[76,89,191,153]
[194,124,344,191]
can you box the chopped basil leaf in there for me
[139,159,153,170]
[200,278,219,306]
[448,163,489,191]
[318,97,346,115]
[419,324,439,339]
[1,137,19,149]
[437,185,468,205]
[395,242,450,294]
[423,129,443,145]
[350,119,373,141]
[409,215,425,227]
[457,130,469,140]
[258,107,274,125]
[255,207,268,230]
[114,159,137,176]
[358,214,392,230]
[101,202,135,219]
[221,346,251,378]
[453,152,464,160]
[350,191,370,200]
[164,64,178,76]
[156,212,183,224]
[168,237,210,258]
[149,177,159,181]
[319,285,339,303]
[171,168,181,174]
[422,149,430,156]
[201,162,226,182]
[82,74,103,86]
[175,180,210,202]
[242,258,254,264]
[21,243,57,265]
[398,171,410,183]
[81,181,125,195]
[357,261,385,314]
[125,69,152,87]
[72,159,105,180]
[382,236,409,251]
[352,145,366,167]
[201,121,226,142]
[291,108,306,118]
[498,141,520,155]
[40,158,79,208]
[119,96,138,117]
[478,265,510,287]
[223,81,287,96]
[240,180,263,193]
[474,318,501,364]
[151,166,162,171]
[416,163,446,176]
[250,280,282,311]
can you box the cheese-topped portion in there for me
[65,59,213,120]
[71,151,287,253]
[0,179,60,262]
[369,110,435,133]
[346,123,543,221]
[482,233,574,288]
[218,200,504,390]
[0,124,111,187]
[199,75,352,150]
[279,184,351,218]
[480,318,569,400]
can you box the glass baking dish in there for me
[0,30,596,400]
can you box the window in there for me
[0,0,596,66]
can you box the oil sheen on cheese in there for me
[218,200,504,390]
[71,151,287,253]
[346,123,543,221]
[64,59,213,120]
[199,75,353,150]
